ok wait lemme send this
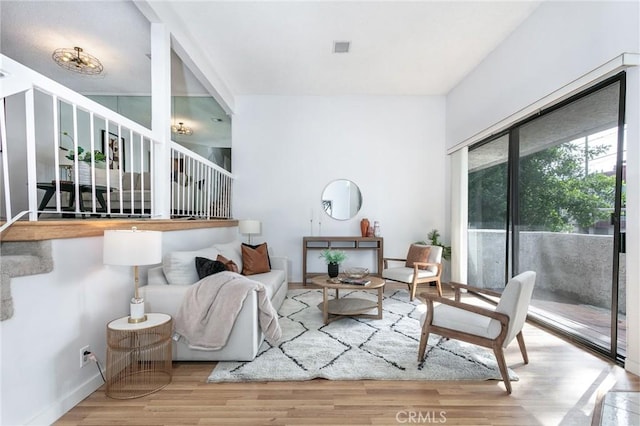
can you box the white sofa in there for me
[139,240,288,361]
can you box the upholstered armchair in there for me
[418,270,536,394]
[382,244,443,300]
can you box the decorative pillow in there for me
[405,244,431,270]
[213,240,243,272]
[216,254,239,273]
[241,242,271,275]
[195,257,227,280]
[162,247,219,285]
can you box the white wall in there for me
[446,1,640,148]
[232,95,446,282]
[0,226,237,426]
[445,1,639,374]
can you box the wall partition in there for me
[467,73,627,362]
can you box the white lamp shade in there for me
[238,220,261,234]
[103,229,162,266]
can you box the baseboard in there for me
[25,373,103,425]
[625,358,640,376]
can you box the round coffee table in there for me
[310,275,386,324]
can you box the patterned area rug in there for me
[208,288,519,382]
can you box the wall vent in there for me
[333,41,350,54]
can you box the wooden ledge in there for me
[0,219,238,242]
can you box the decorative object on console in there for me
[52,46,103,75]
[360,218,369,237]
[103,227,162,323]
[319,249,347,278]
[238,219,261,244]
[374,221,381,237]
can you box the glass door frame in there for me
[470,72,628,364]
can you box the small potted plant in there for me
[319,249,347,278]
[417,229,451,261]
[65,146,107,166]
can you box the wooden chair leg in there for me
[409,283,417,301]
[516,331,529,364]
[418,325,430,362]
[435,278,442,297]
[493,346,512,394]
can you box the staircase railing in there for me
[0,54,233,225]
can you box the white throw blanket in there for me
[174,271,281,350]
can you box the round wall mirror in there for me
[321,179,362,221]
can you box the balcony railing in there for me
[0,54,233,228]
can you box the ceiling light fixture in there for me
[52,46,103,75]
[171,122,193,136]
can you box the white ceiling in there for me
[162,1,541,96]
[0,0,541,98]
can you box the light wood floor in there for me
[55,283,639,426]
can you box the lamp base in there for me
[129,298,147,324]
[128,314,148,324]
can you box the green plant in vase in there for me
[319,249,347,278]
[65,146,107,167]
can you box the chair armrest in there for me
[418,291,509,325]
[449,282,501,302]
[383,257,406,268]
[449,282,502,297]
[413,261,442,277]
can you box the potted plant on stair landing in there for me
[319,249,347,278]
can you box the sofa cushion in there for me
[139,172,151,190]
[122,172,137,191]
[241,243,271,275]
[195,257,227,280]
[246,269,285,300]
[162,247,219,285]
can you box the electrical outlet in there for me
[80,345,91,368]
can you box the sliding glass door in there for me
[468,134,510,291]
[467,73,627,361]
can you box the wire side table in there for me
[106,313,172,399]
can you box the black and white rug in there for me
[208,288,518,382]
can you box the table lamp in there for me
[103,227,162,323]
[238,220,261,244]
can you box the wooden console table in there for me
[302,236,384,285]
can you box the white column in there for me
[449,147,468,284]
[150,23,171,219]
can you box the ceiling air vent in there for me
[333,41,350,54]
